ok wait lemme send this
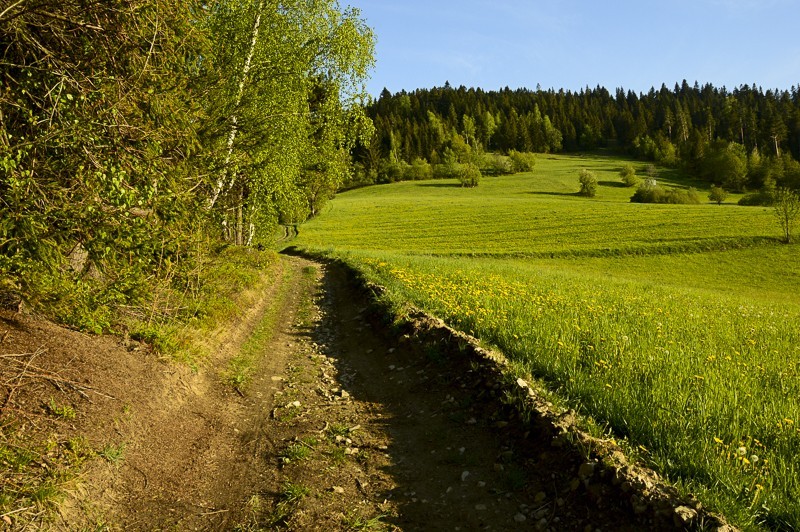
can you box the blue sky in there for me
[346,0,800,97]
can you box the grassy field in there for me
[291,154,800,530]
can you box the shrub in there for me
[508,150,537,173]
[377,159,404,183]
[479,153,513,176]
[404,158,433,180]
[578,169,597,197]
[708,185,729,205]
[774,188,800,243]
[631,184,701,205]
[738,190,775,206]
[433,161,461,179]
[457,163,482,188]
[619,164,639,187]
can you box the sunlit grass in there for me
[291,153,800,530]
[298,155,776,257]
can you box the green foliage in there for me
[279,481,311,505]
[280,438,317,464]
[738,190,776,206]
[358,83,800,186]
[577,169,597,197]
[479,153,513,176]
[204,0,375,244]
[708,185,729,205]
[406,158,434,180]
[700,141,748,192]
[341,512,387,531]
[47,399,76,420]
[508,150,537,173]
[619,164,639,187]
[0,0,374,328]
[631,181,701,205]
[457,163,482,188]
[0,0,213,328]
[773,188,800,243]
[97,443,126,463]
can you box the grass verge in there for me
[128,246,279,368]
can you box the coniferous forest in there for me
[351,82,800,193]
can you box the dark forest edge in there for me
[350,82,800,200]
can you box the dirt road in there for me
[1,255,721,530]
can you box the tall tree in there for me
[203,0,374,244]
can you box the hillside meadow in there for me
[290,154,800,530]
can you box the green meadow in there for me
[292,154,800,530]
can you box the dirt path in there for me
[255,259,679,532]
[1,256,706,530]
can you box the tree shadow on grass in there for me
[598,181,629,188]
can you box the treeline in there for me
[352,82,800,192]
[0,0,373,328]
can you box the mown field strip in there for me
[306,177,775,255]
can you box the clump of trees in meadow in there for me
[0,0,374,328]
[357,83,800,196]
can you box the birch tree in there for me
[203,0,374,245]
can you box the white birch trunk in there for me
[208,0,264,210]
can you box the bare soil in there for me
[0,256,726,530]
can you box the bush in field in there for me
[619,164,639,187]
[738,190,775,206]
[377,159,404,183]
[631,183,701,204]
[508,150,537,173]
[676,187,701,204]
[433,148,463,179]
[578,169,598,197]
[480,153,513,176]
[708,185,729,205]
[433,161,461,179]
[405,158,433,180]
[457,163,482,188]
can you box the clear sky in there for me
[345,0,800,97]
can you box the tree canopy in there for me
[0,0,374,325]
